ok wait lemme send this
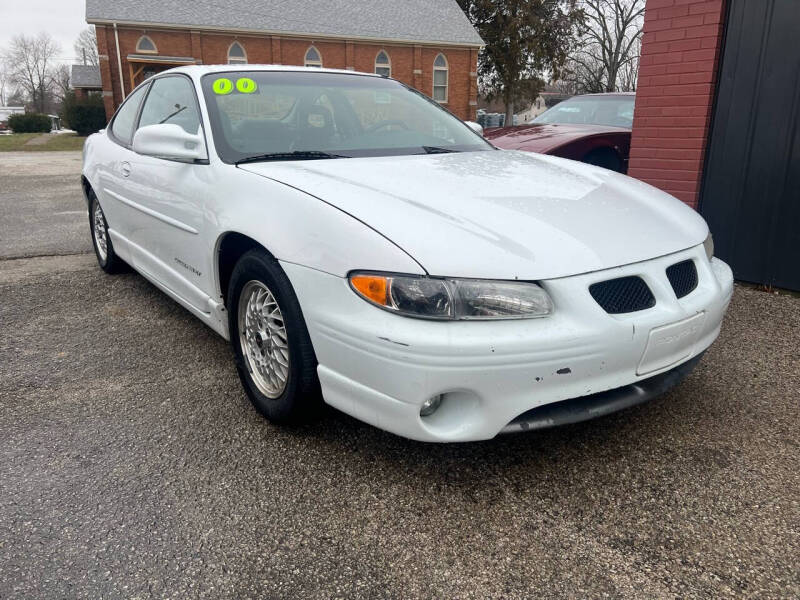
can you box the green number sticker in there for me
[236,77,257,94]
[212,78,233,95]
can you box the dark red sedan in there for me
[485,93,635,173]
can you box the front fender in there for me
[209,166,426,281]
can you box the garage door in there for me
[701,0,800,291]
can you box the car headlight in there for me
[704,232,714,260]
[349,273,553,320]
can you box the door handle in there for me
[121,161,131,177]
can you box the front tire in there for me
[89,190,127,274]
[228,249,322,423]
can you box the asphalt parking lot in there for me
[0,151,798,599]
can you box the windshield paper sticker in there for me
[213,77,257,95]
[236,77,257,94]
[212,78,234,95]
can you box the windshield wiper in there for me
[235,151,350,165]
[420,146,460,154]
[159,105,187,124]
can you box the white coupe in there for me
[82,65,733,442]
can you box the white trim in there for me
[227,40,247,64]
[135,34,158,54]
[86,18,484,48]
[433,53,448,103]
[114,23,126,99]
[304,45,323,67]
[374,49,391,77]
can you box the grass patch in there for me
[0,133,87,152]
[0,133,39,151]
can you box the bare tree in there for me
[0,66,9,106]
[74,26,99,67]
[2,33,60,112]
[53,64,73,101]
[566,0,644,93]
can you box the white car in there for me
[82,65,733,442]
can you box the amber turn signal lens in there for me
[350,275,388,305]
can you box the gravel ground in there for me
[0,152,90,259]
[0,153,798,599]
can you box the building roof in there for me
[70,65,102,89]
[86,0,483,46]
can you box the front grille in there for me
[589,276,656,314]
[666,259,698,298]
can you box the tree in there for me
[566,0,644,93]
[1,33,60,113]
[459,0,583,122]
[0,66,9,105]
[53,64,72,102]
[74,26,99,67]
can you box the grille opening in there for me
[666,260,698,299]
[589,276,656,314]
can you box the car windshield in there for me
[201,70,493,163]
[533,95,635,128]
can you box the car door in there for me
[94,83,150,261]
[121,74,213,313]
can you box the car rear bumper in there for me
[282,246,733,442]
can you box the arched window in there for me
[227,41,247,64]
[433,54,448,102]
[136,35,157,54]
[304,46,322,68]
[374,50,391,77]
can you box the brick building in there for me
[85,0,483,122]
[630,0,798,290]
[69,65,102,100]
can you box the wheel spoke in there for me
[237,280,290,398]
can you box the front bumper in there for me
[500,352,703,434]
[283,246,733,442]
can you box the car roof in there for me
[574,92,636,97]
[163,64,381,79]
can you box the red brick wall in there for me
[628,0,728,208]
[96,26,478,123]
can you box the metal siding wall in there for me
[701,0,800,290]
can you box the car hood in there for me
[486,123,630,152]
[239,150,707,280]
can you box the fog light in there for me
[420,394,443,417]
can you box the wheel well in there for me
[81,176,94,206]
[217,232,272,306]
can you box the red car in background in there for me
[485,92,635,173]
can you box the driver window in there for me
[138,76,201,134]
[110,84,149,146]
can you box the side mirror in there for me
[465,121,484,137]
[132,124,207,162]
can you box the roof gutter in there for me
[88,18,484,48]
[113,22,126,100]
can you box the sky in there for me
[1,0,89,65]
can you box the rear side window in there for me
[138,76,201,134]
[110,84,148,146]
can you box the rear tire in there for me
[89,190,128,274]
[583,148,623,173]
[228,249,322,423]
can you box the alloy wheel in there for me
[237,280,290,398]
[93,201,108,262]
